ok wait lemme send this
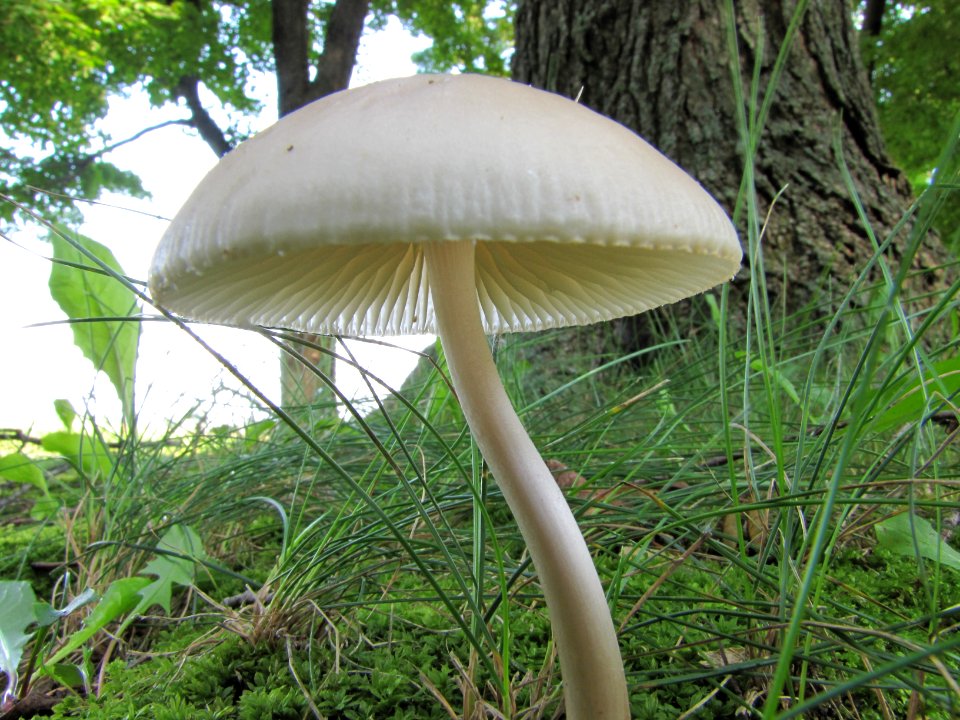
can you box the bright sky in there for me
[0,19,434,436]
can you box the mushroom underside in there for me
[151,239,739,337]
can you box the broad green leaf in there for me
[0,454,54,518]
[744,355,802,407]
[41,526,207,677]
[40,431,113,481]
[872,358,960,433]
[875,513,960,573]
[53,399,77,431]
[79,577,151,632]
[0,453,48,494]
[0,581,38,706]
[48,228,140,427]
[244,419,277,446]
[46,663,86,689]
[131,576,178,620]
[135,525,208,616]
[33,588,99,629]
[41,576,151,670]
[29,494,60,520]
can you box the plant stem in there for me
[424,239,629,719]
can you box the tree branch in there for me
[312,0,370,100]
[174,75,232,157]
[272,0,312,116]
[102,119,194,155]
[273,0,370,117]
[862,0,886,37]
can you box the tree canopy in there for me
[860,0,960,247]
[861,0,959,187]
[0,0,954,243]
[0,0,513,224]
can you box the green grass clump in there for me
[4,234,958,718]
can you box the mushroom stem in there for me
[424,240,630,719]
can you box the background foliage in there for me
[860,0,960,247]
[0,0,513,224]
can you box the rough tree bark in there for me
[512,0,941,349]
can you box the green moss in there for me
[45,609,464,720]
[0,521,65,596]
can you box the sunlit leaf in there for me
[48,228,140,427]
[53,399,77,431]
[0,582,37,707]
[41,576,152,670]
[40,431,113,481]
[0,453,48,494]
[136,525,208,615]
[875,512,960,573]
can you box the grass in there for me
[3,205,958,718]
[3,7,960,719]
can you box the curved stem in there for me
[424,240,629,719]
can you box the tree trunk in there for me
[273,0,369,116]
[512,0,941,345]
[272,0,370,407]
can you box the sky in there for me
[0,19,434,436]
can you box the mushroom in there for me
[149,74,741,719]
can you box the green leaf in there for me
[0,581,38,706]
[48,228,140,427]
[0,0,261,222]
[862,0,960,185]
[875,513,960,573]
[40,525,208,679]
[872,357,960,433]
[379,1,514,75]
[85,577,152,629]
[135,525,208,616]
[33,588,99,629]
[0,454,54,518]
[40,576,152,671]
[0,453,48,494]
[45,663,86,690]
[40,431,113,481]
[54,399,78,431]
[29,494,60,520]
[244,419,276,445]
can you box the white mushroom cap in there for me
[149,73,741,335]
